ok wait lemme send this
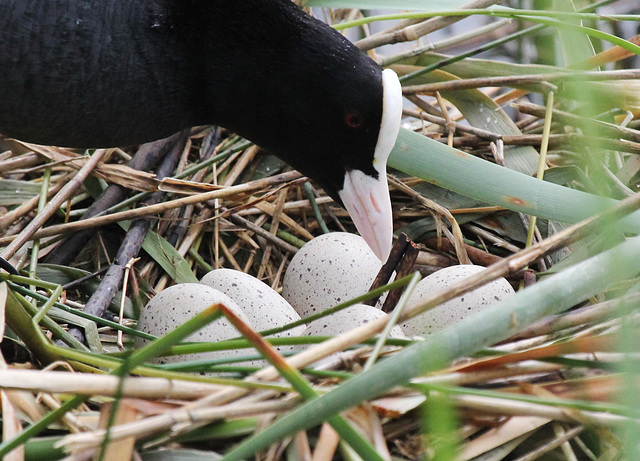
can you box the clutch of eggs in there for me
[135,233,399,367]
[134,233,515,368]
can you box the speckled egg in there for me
[304,304,406,339]
[282,232,383,317]
[135,283,253,364]
[400,264,514,336]
[200,269,305,354]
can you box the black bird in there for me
[0,0,402,261]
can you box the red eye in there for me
[344,111,364,130]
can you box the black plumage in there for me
[0,0,402,260]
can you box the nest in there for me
[2,4,640,460]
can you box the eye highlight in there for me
[344,111,365,130]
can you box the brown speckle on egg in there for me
[282,232,385,317]
[135,283,252,366]
[401,265,515,336]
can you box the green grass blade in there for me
[120,222,198,283]
[388,128,640,232]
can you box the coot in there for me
[0,0,402,260]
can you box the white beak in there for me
[338,68,403,262]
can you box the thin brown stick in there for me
[0,152,42,173]
[366,233,409,307]
[507,292,640,341]
[356,0,500,51]
[403,108,500,141]
[440,133,640,154]
[0,369,223,399]
[380,238,420,314]
[44,131,188,265]
[0,172,71,231]
[389,175,470,264]
[512,426,584,461]
[514,101,640,143]
[0,171,302,246]
[225,209,299,255]
[257,189,287,280]
[68,136,185,344]
[2,149,111,260]
[403,69,640,94]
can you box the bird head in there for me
[242,65,402,262]
[197,2,403,261]
[299,68,403,263]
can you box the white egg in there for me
[304,304,406,339]
[282,232,383,317]
[200,268,305,356]
[400,265,515,336]
[135,283,253,365]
